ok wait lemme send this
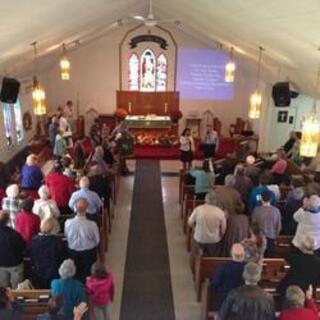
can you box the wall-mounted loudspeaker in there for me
[0,77,20,104]
[272,81,299,107]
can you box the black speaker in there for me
[0,77,20,103]
[272,82,291,107]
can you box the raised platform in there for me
[133,138,236,160]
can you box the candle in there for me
[128,102,132,113]
[164,102,168,114]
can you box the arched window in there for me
[140,49,156,92]
[2,103,13,147]
[129,53,139,90]
[156,53,168,91]
[14,100,24,143]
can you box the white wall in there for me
[41,23,268,136]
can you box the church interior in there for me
[1,1,320,319]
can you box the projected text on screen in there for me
[177,49,234,100]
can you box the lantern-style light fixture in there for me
[31,42,46,116]
[300,66,320,158]
[225,47,236,83]
[248,47,264,119]
[60,44,70,80]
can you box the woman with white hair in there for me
[1,184,23,228]
[279,285,318,320]
[92,146,109,175]
[21,154,43,197]
[292,195,320,251]
[277,235,320,301]
[33,185,60,234]
[51,259,87,319]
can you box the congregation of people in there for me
[183,128,320,319]
[0,102,122,319]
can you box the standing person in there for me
[86,262,114,320]
[21,154,43,196]
[65,198,100,282]
[15,198,41,247]
[202,124,219,159]
[188,191,227,273]
[59,109,73,149]
[219,262,275,320]
[2,184,23,228]
[252,192,282,257]
[190,159,215,200]
[270,149,288,184]
[233,164,253,206]
[0,211,26,289]
[48,116,59,148]
[180,128,195,170]
[89,118,101,147]
[54,129,67,159]
[46,163,75,215]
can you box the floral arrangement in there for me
[134,133,179,147]
[114,108,128,120]
[169,110,183,123]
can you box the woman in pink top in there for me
[15,198,40,246]
[271,150,288,184]
[86,262,114,320]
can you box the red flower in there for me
[169,110,183,122]
[114,108,128,119]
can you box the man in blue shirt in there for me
[248,174,276,211]
[68,176,103,216]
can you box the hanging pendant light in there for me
[300,66,320,157]
[248,47,264,119]
[60,44,70,80]
[225,47,236,82]
[31,42,47,116]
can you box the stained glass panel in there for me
[2,103,13,147]
[156,53,167,91]
[129,53,139,90]
[140,49,156,92]
[14,100,24,143]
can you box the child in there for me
[86,262,114,320]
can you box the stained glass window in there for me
[140,49,156,92]
[156,53,168,91]
[129,53,139,90]
[2,103,13,147]
[14,100,24,143]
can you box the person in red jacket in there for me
[279,285,318,320]
[15,198,40,246]
[45,162,75,214]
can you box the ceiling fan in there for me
[131,0,176,27]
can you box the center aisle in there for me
[120,159,175,320]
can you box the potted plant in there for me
[169,110,183,124]
[114,108,128,121]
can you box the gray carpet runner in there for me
[120,159,175,320]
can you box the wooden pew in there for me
[274,235,293,256]
[12,289,50,320]
[180,185,195,222]
[194,252,287,301]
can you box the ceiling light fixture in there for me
[225,47,236,83]
[248,46,264,119]
[60,43,70,80]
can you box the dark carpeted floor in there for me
[120,159,175,320]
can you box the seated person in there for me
[211,243,245,303]
[87,162,110,201]
[243,155,261,186]
[305,171,320,196]
[15,198,41,247]
[190,159,215,200]
[51,259,87,319]
[277,235,320,301]
[279,285,318,320]
[252,192,281,257]
[21,154,43,193]
[283,131,296,154]
[0,211,26,289]
[31,218,68,289]
[219,262,275,320]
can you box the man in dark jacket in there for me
[219,262,275,320]
[0,211,26,289]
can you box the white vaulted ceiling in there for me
[1,0,320,94]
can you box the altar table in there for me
[125,115,172,129]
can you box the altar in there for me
[125,115,172,129]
